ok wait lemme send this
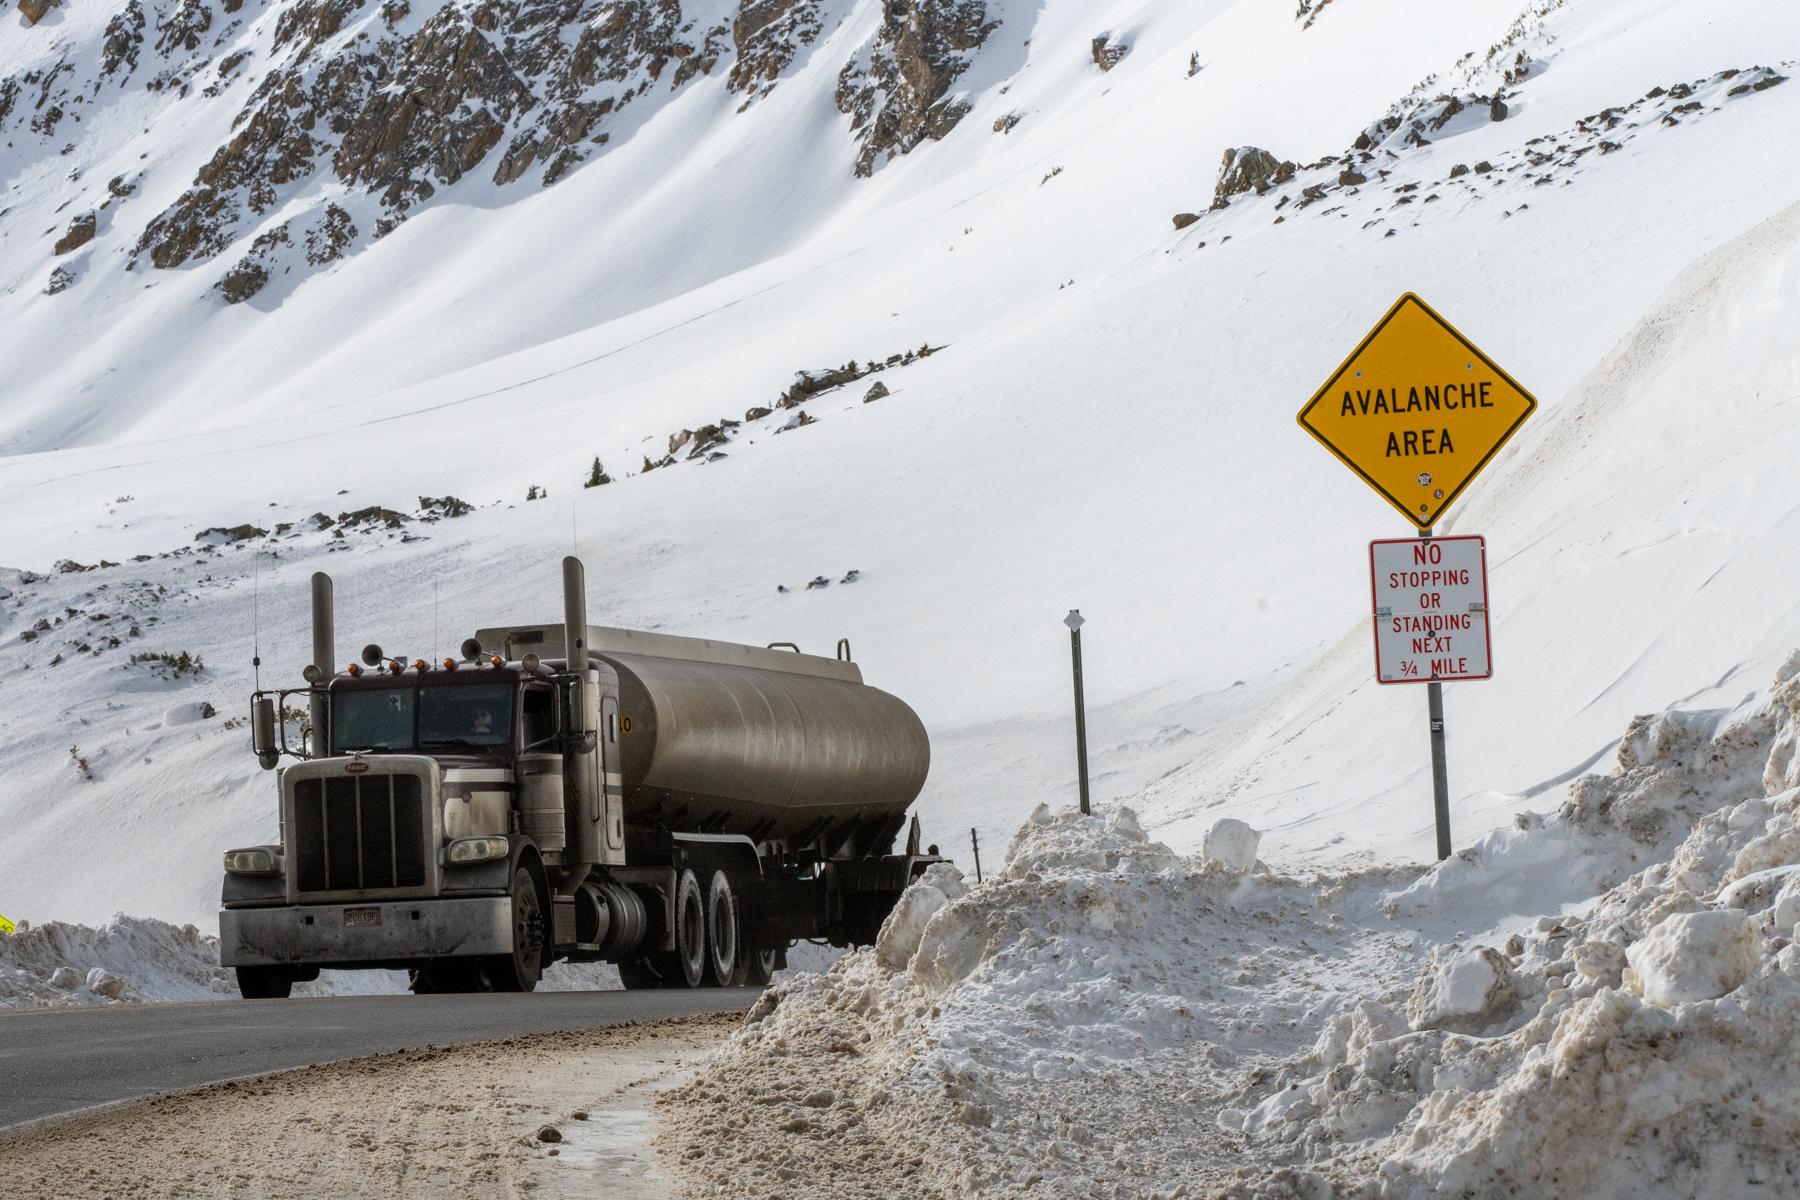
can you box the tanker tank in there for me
[474,623,931,853]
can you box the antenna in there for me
[251,550,263,691]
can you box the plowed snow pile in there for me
[663,655,1800,1198]
[0,916,618,1005]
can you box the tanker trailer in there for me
[219,556,942,998]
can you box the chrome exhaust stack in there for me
[561,556,602,879]
[309,572,334,758]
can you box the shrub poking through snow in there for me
[129,650,204,678]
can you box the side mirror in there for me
[560,675,598,737]
[253,697,279,770]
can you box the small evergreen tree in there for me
[526,484,541,501]
[584,457,612,488]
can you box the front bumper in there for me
[219,897,512,968]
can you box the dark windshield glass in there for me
[331,684,515,752]
[332,689,416,752]
[420,685,513,748]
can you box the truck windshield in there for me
[332,685,514,753]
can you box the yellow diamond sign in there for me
[1297,293,1536,529]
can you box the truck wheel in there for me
[702,870,739,987]
[486,866,546,993]
[236,966,293,1000]
[646,868,707,988]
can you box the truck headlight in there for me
[444,836,508,866]
[223,848,279,876]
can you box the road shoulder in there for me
[0,1011,736,1199]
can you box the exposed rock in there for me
[101,2,147,77]
[992,112,1019,134]
[154,0,214,56]
[194,524,268,543]
[743,405,773,422]
[337,505,411,529]
[836,0,999,178]
[17,0,58,26]
[44,266,75,295]
[1171,211,1200,230]
[1337,166,1366,186]
[862,381,890,403]
[303,204,357,266]
[417,495,472,518]
[1210,146,1295,210]
[1090,35,1129,72]
[730,0,824,101]
[53,213,97,255]
[215,223,291,305]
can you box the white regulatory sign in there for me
[1370,535,1491,684]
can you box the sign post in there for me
[1298,294,1533,861]
[1065,610,1091,816]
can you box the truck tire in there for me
[236,966,293,999]
[643,868,707,988]
[485,866,547,993]
[702,870,739,987]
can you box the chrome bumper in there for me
[219,897,512,967]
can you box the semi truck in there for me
[219,557,939,998]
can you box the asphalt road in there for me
[0,989,753,1132]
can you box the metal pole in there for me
[1065,610,1091,816]
[1422,528,1452,861]
[970,828,983,883]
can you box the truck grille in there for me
[291,774,427,893]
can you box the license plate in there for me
[344,906,382,928]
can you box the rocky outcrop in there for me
[53,213,97,255]
[18,0,59,26]
[835,0,998,177]
[1090,34,1128,72]
[335,10,534,207]
[730,0,823,101]
[1209,146,1294,209]
[303,203,357,265]
[44,266,75,295]
[215,223,290,304]
[129,0,736,273]
[154,0,215,56]
[492,0,729,189]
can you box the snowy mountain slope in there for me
[1,0,1799,929]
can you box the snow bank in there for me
[667,655,1800,1198]
[0,915,618,1006]
[1226,654,1800,1197]
[660,810,1414,1197]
